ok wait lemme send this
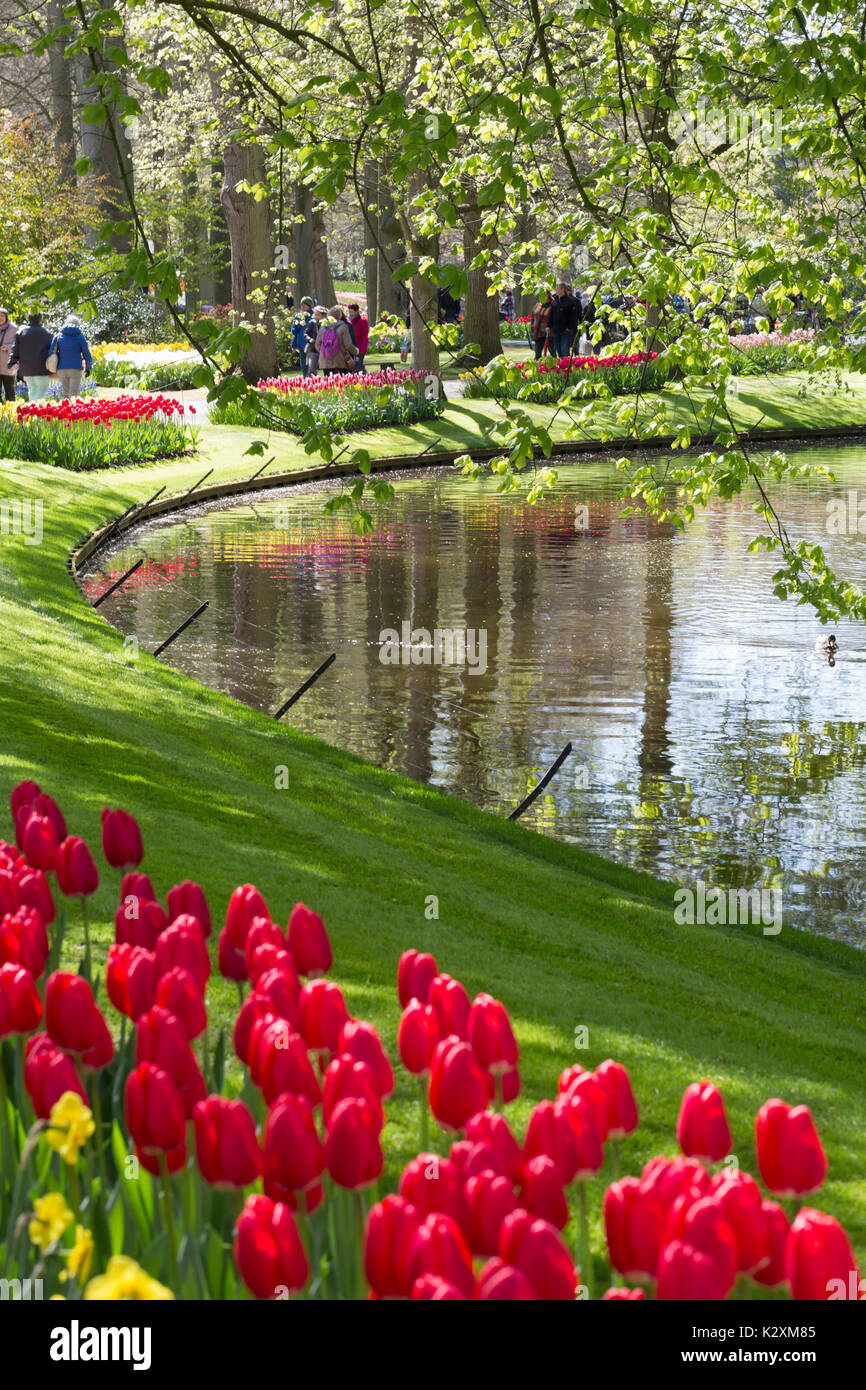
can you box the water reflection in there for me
[83,449,866,945]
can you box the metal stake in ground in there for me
[92,557,144,608]
[273,653,336,718]
[180,468,214,502]
[508,742,573,821]
[153,601,209,657]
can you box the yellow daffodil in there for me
[29,1193,74,1249]
[61,1225,95,1284]
[46,1091,95,1166]
[85,1255,174,1301]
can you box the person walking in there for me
[346,303,369,371]
[51,316,92,398]
[291,297,315,376]
[304,306,326,376]
[548,281,582,359]
[315,306,358,375]
[530,294,553,359]
[7,311,53,400]
[0,310,19,402]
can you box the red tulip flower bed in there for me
[464,349,669,403]
[211,369,445,435]
[0,395,198,470]
[0,780,860,1300]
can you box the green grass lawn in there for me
[2,372,866,1281]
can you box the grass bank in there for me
[1,371,866,1275]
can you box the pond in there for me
[83,446,866,946]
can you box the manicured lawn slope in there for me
[2,374,866,1278]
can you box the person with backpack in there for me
[305,306,326,376]
[315,306,358,375]
[530,295,553,359]
[0,310,19,402]
[548,282,583,359]
[7,310,53,400]
[291,297,315,375]
[51,316,92,398]
[346,303,369,371]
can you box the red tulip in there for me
[397,949,438,1007]
[218,925,248,981]
[338,1020,394,1098]
[248,944,295,988]
[21,812,58,871]
[465,1110,523,1181]
[755,1099,827,1197]
[524,1098,579,1184]
[106,944,158,1020]
[0,906,49,978]
[23,1034,87,1116]
[602,1285,646,1299]
[155,916,210,992]
[0,962,42,1035]
[233,991,270,1064]
[407,1212,475,1298]
[322,1055,383,1128]
[10,779,40,821]
[786,1208,860,1300]
[564,1095,604,1179]
[463,1171,521,1256]
[398,1000,439,1075]
[135,1004,206,1116]
[498,1209,578,1300]
[255,965,300,1026]
[399,1153,466,1226]
[521,1154,569,1229]
[101,807,143,869]
[677,1082,733,1162]
[324,1097,383,1190]
[476,1258,539,1300]
[225,884,270,950]
[410,1274,469,1300]
[243,917,286,970]
[428,973,470,1040]
[678,1196,738,1293]
[263,1093,323,1201]
[450,1138,505,1180]
[54,837,99,898]
[15,792,66,849]
[45,970,113,1067]
[115,896,166,950]
[560,1067,609,1141]
[193,1095,262,1189]
[753,1200,790,1288]
[121,871,156,903]
[429,1036,488,1132]
[595,1059,639,1138]
[656,1239,730,1300]
[18,868,55,925]
[233,1193,309,1298]
[156,967,207,1039]
[167,880,211,936]
[298,978,350,1054]
[249,1017,321,1107]
[364,1195,422,1298]
[125,1061,186,1154]
[286,902,332,976]
[708,1171,768,1274]
[604,1177,654,1280]
[467,993,518,1075]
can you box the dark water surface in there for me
[84,448,866,945]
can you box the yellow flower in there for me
[85,1255,174,1301]
[61,1225,94,1284]
[29,1193,74,1249]
[46,1091,95,1166]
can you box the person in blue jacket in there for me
[51,317,93,398]
[290,297,315,375]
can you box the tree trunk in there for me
[74,21,132,254]
[292,185,314,301]
[47,0,76,180]
[363,161,378,324]
[220,140,277,381]
[376,183,406,317]
[403,173,439,373]
[463,194,502,364]
[311,205,336,306]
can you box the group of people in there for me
[0,310,93,401]
[529,282,596,359]
[290,298,370,377]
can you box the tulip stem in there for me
[418,1075,430,1154]
[577,1180,594,1300]
[81,898,92,983]
[88,1075,110,1206]
[160,1165,180,1292]
[355,1189,367,1301]
[0,1045,16,1201]
[182,1164,208,1298]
